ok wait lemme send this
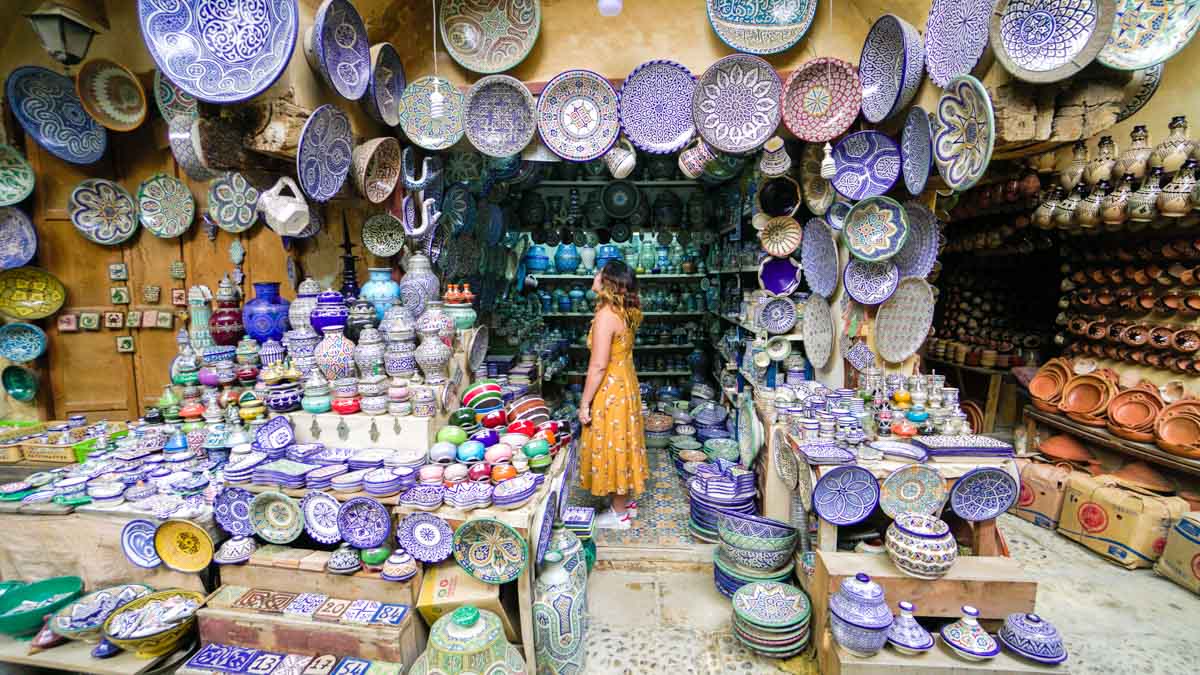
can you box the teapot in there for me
[258,177,310,236]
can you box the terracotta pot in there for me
[1107,390,1161,429]
[1039,435,1095,462]
[1149,326,1175,350]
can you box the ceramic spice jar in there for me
[884,513,958,579]
[829,573,894,658]
[1102,174,1136,227]
[1152,115,1195,173]
[208,276,245,346]
[886,601,934,654]
[1116,125,1152,179]
[941,605,1000,661]
[1158,159,1197,217]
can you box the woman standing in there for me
[579,260,647,529]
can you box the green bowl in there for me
[0,575,83,636]
[1,366,37,402]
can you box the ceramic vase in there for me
[399,253,439,319]
[829,573,893,658]
[242,282,290,342]
[548,524,588,592]
[1076,181,1107,228]
[1086,135,1118,186]
[444,301,477,331]
[595,244,622,271]
[413,607,526,674]
[525,245,550,273]
[208,277,245,346]
[354,327,385,375]
[554,244,581,274]
[188,287,215,351]
[419,300,456,347]
[1127,168,1164,223]
[380,303,416,339]
[1116,125,1153,179]
[414,328,451,384]
[884,514,958,579]
[1158,159,1196,217]
[1101,174,1135,227]
[1152,115,1194,173]
[345,298,376,343]
[360,267,401,321]
[1053,184,1086,229]
[1032,187,1061,229]
[385,336,418,379]
[309,289,348,334]
[533,550,587,674]
[1060,141,1088,191]
[290,277,322,332]
[579,245,596,272]
[315,326,356,381]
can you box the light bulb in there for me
[598,0,622,16]
[820,142,836,179]
[429,88,445,119]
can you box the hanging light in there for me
[429,0,446,118]
[598,0,623,16]
[24,0,108,67]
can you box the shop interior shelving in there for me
[1024,405,1200,477]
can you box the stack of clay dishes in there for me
[1057,371,1117,426]
[1105,384,1164,442]
[1028,359,1072,412]
[1105,461,1174,494]
[1154,399,1200,459]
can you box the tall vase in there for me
[418,301,456,347]
[290,277,322,332]
[208,277,245,346]
[385,335,418,379]
[399,253,440,319]
[360,267,401,321]
[314,326,356,381]
[554,244,580,274]
[309,289,349,334]
[533,550,588,674]
[414,328,451,384]
[579,245,596,273]
[187,286,215,351]
[547,524,588,592]
[242,282,290,342]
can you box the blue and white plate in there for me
[440,0,541,74]
[213,486,254,537]
[537,69,621,162]
[364,43,405,126]
[464,75,537,158]
[894,201,939,279]
[138,0,298,104]
[801,217,838,299]
[991,0,1112,83]
[692,54,782,155]
[0,323,47,363]
[933,75,995,192]
[859,13,925,123]
[396,512,454,563]
[399,76,465,152]
[901,106,933,195]
[843,260,899,305]
[207,172,260,233]
[619,60,696,154]
[301,490,342,544]
[305,0,370,100]
[831,131,901,201]
[337,496,391,548]
[120,518,161,568]
[0,207,37,270]
[706,0,818,55]
[297,105,353,202]
[6,66,106,165]
[69,179,138,245]
[949,467,1018,521]
[255,416,294,451]
[812,465,879,526]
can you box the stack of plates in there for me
[385,448,427,470]
[287,443,325,461]
[445,481,494,510]
[310,447,355,465]
[251,460,317,489]
[391,466,418,492]
[363,468,403,496]
[688,477,756,543]
[223,452,267,484]
[713,548,795,598]
[348,448,392,470]
[562,506,595,542]
[492,473,544,509]
[330,468,372,493]
[731,582,811,658]
[306,463,348,489]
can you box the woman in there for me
[579,260,647,530]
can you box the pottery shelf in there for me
[924,355,1017,434]
[566,343,695,351]
[563,370,691,377]
[711,311,763,334]
[0,633,187,675]
[238,482,405,505]
[709,267,760,274]
[536,180,701,188]
[1023,405,1200,477]
[532,273,706,280]
[815,628,1066,675]
[542,311,704,318]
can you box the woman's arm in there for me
[579,309,619,424]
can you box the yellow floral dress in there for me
[580,319,647,497]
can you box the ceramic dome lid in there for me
[829,573,894,629]
[998,613,1067,664]
[430,605,506,655]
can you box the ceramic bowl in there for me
[858,14,925,123]
[304,0,370,100]
[720,543,792,571]
[101,590,204,657]
[49,583,153,643]
[363,42,405,126]
[352,137,401,204]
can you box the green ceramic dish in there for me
[0,575,83,636]
[2,365,37,401]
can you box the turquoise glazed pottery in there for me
[2,366,37,402]
[706,0,818,55]
[360,267,400,321]
[554,244,581,273]
[409,606,528,674]
[533,550,587,674]
[0,576,83,636]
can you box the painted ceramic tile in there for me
[57,314,78,332]
[341,599,381,625]
[79,312,100,330]
[246,651,287,675]
[156,312,173,329]
[141,310,158,328]
[185,642,260,672]
[370,603,409,626]
[233,588,299,613]
[330,657,372,675]
[103,311,123,328]
[108,262,128,280]
[110,286,130,304]
[312,596,352,622]
[365,662,403,675]
[116,336,135,353]
[302,655,340,675]
[125,311,141,328]
[275,654,316,675]
[283,592,327,618]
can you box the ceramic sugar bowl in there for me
[941,605,999,661]
[884,513,958,579]
[829,573,893,657]
[408,606,527,675]
[998,613,1067,665]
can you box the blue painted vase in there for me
[595,244,623,271]
[242,282,290,342]
[525,245,550,272]
[309,289,348,334]
[360,267,401,321]
[554,244,581,273]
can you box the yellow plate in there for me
[153,519,213,573]
[0,267,66,320]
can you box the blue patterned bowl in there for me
[304,0,370,101]
[0,322,46,363]
[718,511,796,540]
[859,14,925,123]
[706,0,818,56]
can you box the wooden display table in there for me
[815,628,1069,674]
[1023,405,1200,477]
[0,634,189,674]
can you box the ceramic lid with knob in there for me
[998,613,1068,664]
[829,573,894,629]
[410,605,527,675]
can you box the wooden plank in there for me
[1024,405,1200,477]
[816,628,1069,675]
[983,373,1002,434]
[0,634,178,675]
[220,558,421,607]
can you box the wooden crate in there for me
[816,627,1069,674]
[219,548,422,606]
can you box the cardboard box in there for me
[1010,458,1077,530]
[1057,473,1189,569]
[1154,512,1200,595]
[417,560,519,641]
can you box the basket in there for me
[102,589,205,657]
[0,420,44,444]
[0,575,83,636]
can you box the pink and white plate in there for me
[782,58,861,143]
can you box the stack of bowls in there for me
[687,470,756,542]
[363,467,403,496]
[704,438,741,463]
[1027,358,1072,412]
[1155,399,1200,459]
[718,512,797,575]
[731,582,811,659]
[1106,384,1163,442]
[713,546,795,598]
[1057,370,1118,426]
[645,412,674,448]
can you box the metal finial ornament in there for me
[339,212,359,299]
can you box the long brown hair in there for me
[595,260,642,332]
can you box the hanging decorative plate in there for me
[601,181,640,219]
[69,179,138,246]
[138,0,298,103]
[875,277,935,363]
[452,518,528,585]
[304,0,369,100]
[706,0,818,55]
[399,76,466,151]
[901,106,933,195]
[465,75,537,158]
[759,216,803,257]
[894,201,939,279]
[0,146,35,208]
[933,75,995,192]
[758,256,803,297]
[803,294,833,369]
[1117,64,1164,122]
[152,70,198,125]
[800,143,834,215]
[992,0,1112,83]
[845,340,876,372]
[439,0,542,74]
[813,465,880,526]
[0,323,46,363]
[781,58,861,143]
[949,467,1019,521]
[532,495,553,565]
[250,491,304,544]
[76,58,147,132]
[168,119,216,182]
[0,207,37,270]
[693,54,782,155]
[831,131,901,200]
[1099,0,1200,70]
[801,218,838,298]
[880,465,947,518]
[773,429,800,490]
[826,199,851,231]
[297,104,353,202]
[859,14,926,123]
[120,519,161,569]
[924,0,993,87]
[365,43,405,126]
[537,69,620,162]
[337,497,391,549]
[154,519,213,573]
[396,512,454,563]
[214,486,254,537]
[761,296,798,334]
[362,213,405,257]
[844,196,909,262]
[6,66,106,165]
[207,172,260,233]
[301,491,342,544]
[843,260,900,305]
[443,183,477,236]
[0,267,65,320]
[138,174,194,239]
[619,60,696,154]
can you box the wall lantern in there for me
[24,0,109,67]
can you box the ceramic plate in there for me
[706,0,818,55]
[465,75,537,158]
[601,181,640,218]
[76,58,146,132]
[120,519,161,569]
[0,267,65,320]
[843,260,899,305]
[801,218,838,298]
[992,0,1113,83]
[299,491,341,544]
[781,58,861,143]
[619,60,696,154]
[153,70,198,125]
[1099,0,1200,70]
[69,179,138,246]
[803,294,833,369]
[759,216,803,257]
[831,131,901,200]
[307,0,370,100]
[207,172,260,233]
[901,106,933,195]
[0,323,46,363]
[214,486,254,537]
[362,213,405,257]
[337,496,391,548]
[826,199,851,231]
[925,0,994,87]
[894,201,939,279]
[875,277,935,363]
[0,146,35,208]
[773,429,800,490]
[139,0,298,103]
[396,512,454,563]
[813,465,879,526]
[137,174,194,239]
[693,54,782,154]
[800,143,834,215]
[761,296,798,334]
[452,518,528,585]
[154,519,213,573]
[0,207,37,270]
[168,118,216,182]
[1117,64,1164,122]
[364,43,405,126]
[297,105,353,202]
[400,76,466,151]
[880,465,947,518]
[859,14,925,123]
[844,196,909,262]
[532,492,554,565]
[537,69,620,162]
[933,75,995,192]
[440,0,541,74]
[949,467,1019,521]
[733,581,811,628]
[6,66,106,165]
[758,256,802,297]
[250,491,304,544]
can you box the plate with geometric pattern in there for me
[875,277,935,363]
[991,0,1113,83]
[844,196,908,262]
[537,69,621,162]
[949,467,1018,521]
[801,218,838,298]
[803,294,833,369]
[880,465,947,518]
[843,260,899,305]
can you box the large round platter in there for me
[1099,0,1200,70]
[801,218,838,298]
[400,76,466,152]
[0,323,46,363]
[0,268,65,320]
[137,174,194,239]
[120,519,161,569]
[168,119,216,182]
[207,172,260,233]
[301,491,341,544]
[800,144,834,215]
[933,75,995,192]
[69,179,138,246]
[875,277,935,363]
[880,465,947,518]
[465,75,537,158]
[758,256,802,297]
[214,486,254,537]
[297,104,353,202]
[831,131,901,200]
[362,213,405,257]
[759,216,803,258]
[693,54,782,155]
[619,60,696,154]
[706,0,818,55]
[396,512,454,563]
[732,581,811,629]
[803,294,833,369]
[992,0,1113,83]
[761,296,798,335]
[1117,64,1164,122]
[844,196,909,262]
[337,496,391,549]
[365,43,405,126]
[949,467,1019,521]
[153,519,213,573]
[0,146,34,208]
[859,14,925,123]
[153,70,198,125]
[0,207,37,270]
[894,201,939,279]
[901,106,933,195]
[452,518,528,585]
[536,69,620,162]
[439,0,541,75]
[249,491,304,544]
[307,0,370,100]
[925,0,994,87]
[782,58,861,143]
[843,260,899,306]
[76,58,146,132]
[6,66,106,165]
[813,465,879,526]
[138,0,298,104]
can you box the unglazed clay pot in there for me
[885,513,958,579]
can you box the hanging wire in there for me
[430,0,445,117]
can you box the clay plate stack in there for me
[1105,384,1164,442]
[1028,358,1073,412]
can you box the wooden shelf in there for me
[542,311,704,318]
[925,355,1014,377]
[564,370,690,377]
[709,267,759,274]
[0,634,185,675]
[816,628,1066,675]
[533,273,705,280]
[1023,405,1200,477]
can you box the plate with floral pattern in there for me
[706,0,818,55]
[880,464,947,519]
[465,75,537,158]
[537,69,620,162]
[844,196,908,262]
[801,218,838,299]
[831,131,901,200]
[991,0,1113,83]
[875,277,935,363]
[0,207,37,270]
[69,179,138,245]
[782,57,861,143]
[439,0,541,75]
[400,76,465,151]
[207,172,260,233]
[0,145,35,207]
[693,54,782,155]
[894,201,939,279]
[250,491,304,544]
[0,267,65,320]
[152,70,198,125]
[301,490,341,544]
[843,260,899,305]
[924,0,994,87]
[803,293,833,369]
[297,104,353,202]
[154,519,214,573]
[214,486,254,537]
[901,106,933,195]
[813,465,879,526]
[452,517,527,585]
[949,466,1018,521]
[6,66,106,165]
[396,512,454,563]
[933,75,995,192]
[0,322,46,363]
[138,174,194,239]
[76,58,147,132]
[619,60,696,154]
[760,296,798,334]
[337,497,391,548]
[1099,0,1200,70]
